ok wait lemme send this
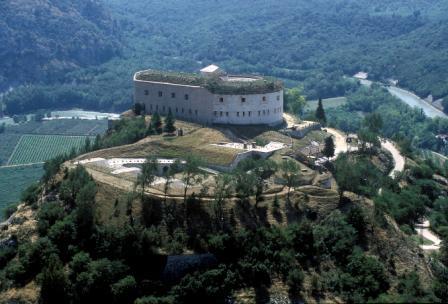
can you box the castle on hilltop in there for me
[133,65,284,125]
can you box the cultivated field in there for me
[0,134,22,165]
[305,96,347,112]
[0,164,43,220]
[8,135,92,165]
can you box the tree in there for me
[38,255,69,304]
[322,136,335,159]
[284,87,306,116]
[150,113,163,134]
[164,109,176,133]
[364,112,383,134]
[358,127,380,154]
[136,156,158,197]
[281,159,301,200]
[234,171,257,201]
[315,98,326,126]
[133,103,143,116]
[333,153,360,202]
[75,181,96,240]
[213,174,234,229]
[181,155,203,205]
[111,275,137,304]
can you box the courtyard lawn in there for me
[8,134,93,165]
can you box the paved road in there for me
[387,86,447,119]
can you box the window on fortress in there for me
[243,112,245,117]
[219,97,224,102]
[195,110,198,115]
[220,111,223,116]
[248,111,251,117]
[237,112,240,117]
[262,96,266,101]
[182,108,184,113]
[258,111,261,116]
[144,90,149,96]
[171,93,176,98]
[189,109,192,114]
[277,96,280,101]
[185,94,189,100]
[241,97,246,103]
[226,112,229,117]
[158,91,163,97]
[267,109,270,114]
[263,110,266,115]
[176,108,178,113]
[214,111,217,116]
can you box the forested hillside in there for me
[2,0,448,114]
[0,0,121,91]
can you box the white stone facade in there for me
[134,72,284,126]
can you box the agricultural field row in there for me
[304,97,347,112]
[0,134,22,165]
[422,149,448,167]
[4,119,108,136]
[8,135,93,165]
[0,164,43,220]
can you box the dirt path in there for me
[381,139,405,179]
[325,128,354,157]
[415,220,442,251]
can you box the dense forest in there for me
[1,0,448,114]
[0,0,121,91]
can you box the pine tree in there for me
[315,98,327,126]
[39,255,69,304]
[164,109,176,133]
[151,112,163,134]
[322,136,335,159]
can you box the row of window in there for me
[149,104,198,115]
[144,90,280,103]
[213,107,282,118]
[144,90,190,100]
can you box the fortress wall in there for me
[134,78,284,126]
[211,90,283,125]
[134,80,214,124]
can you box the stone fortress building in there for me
[134,65,284,125]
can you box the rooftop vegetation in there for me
[135,70,283,95]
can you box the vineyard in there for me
[8,135,92,165]
[0,134,21,165]
[422,149,448,167]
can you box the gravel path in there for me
[415,220,442,251]
[381,139,405,179]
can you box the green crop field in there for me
[0,164,43,220]
[421,149,448,167]
[8,135,92,165]
[305,97,347,112]
[0,134,22,165]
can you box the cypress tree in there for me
[164,109,176,133]
[322,136,335,158]
[315,98,327,126]
[151,112,163,134]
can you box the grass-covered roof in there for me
[135,70,283,95]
